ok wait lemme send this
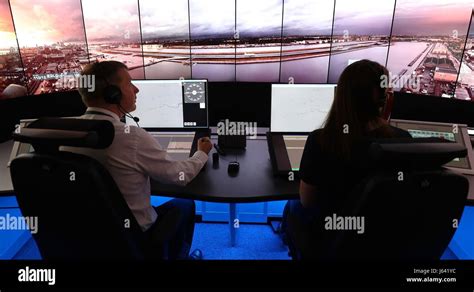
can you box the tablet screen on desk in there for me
[267,133,307,175]
[150,132,195,161]
[283,135,307,171]
[390,119,474,173]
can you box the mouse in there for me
[227,161,239,176]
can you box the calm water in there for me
[280,57,330,83]
[140,42,430,83]
[144,62,191,80]
[328,47,389,83]
[386,42,430,75]
[192,64,235,81]
[236,62,281,82]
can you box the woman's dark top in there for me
[299,125,412,212]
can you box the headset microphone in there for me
[118,103,140,127]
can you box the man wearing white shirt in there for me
[67,61,212,259]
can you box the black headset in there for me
[103,83,123,105]
[93,62,140,126]
[93,62,123,105]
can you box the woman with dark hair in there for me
[281,59,411,258]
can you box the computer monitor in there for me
[390,119,474,176]
[130,80,209,130]
[270,84,336,133]
[208,82,271,127]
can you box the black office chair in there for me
[0,90,85,143]
[9,118,160,260]
[290,139,469,260]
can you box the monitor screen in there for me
[207,82,271,127]
[271,84,336,132]
[130,80,208,129]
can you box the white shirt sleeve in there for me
[134,128,208,186]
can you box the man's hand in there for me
[198,137,213,154]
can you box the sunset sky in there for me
[140,0,190,41]
[81,0,141,44]
[282,0,334,36]
[391,0,473,36]
[333,0,396,36]
[9,0,86,47]
[0,0,18,49]
[236,0,282,38]
[189,0,235,39]
[2,0,474,48]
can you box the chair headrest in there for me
[369,138,467,169]
[12,118,114,152]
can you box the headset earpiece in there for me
[93,62,123,105]
[103,84,122,104]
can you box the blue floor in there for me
[191,223,290,260]
[9,222,459,260]
[8,222,290,260]
[0,195,472,260]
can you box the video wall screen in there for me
[189,0,236,82]
[279,0,334,84]
[456,11,474,101]
[0,0,25,95]
[386,0,472,98]
[235,0,283,82]
[139,0,192,80]
[82,0,144,79]
[327,0,395,83]
[0,0,472,102]
[8,0,88,95]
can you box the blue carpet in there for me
[191,223,291,260]
[7,221,290,260]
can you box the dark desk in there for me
[151,137,299,202]
[150,136,300,246]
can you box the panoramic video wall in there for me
[0,0,473,100]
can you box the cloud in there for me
[0,0,14,32]
[332,0,396,35]
[391,0,473,35]
[236,0,283,37]
[139,0,190,40]
[189,0,235,38]
[10,0,86,47]
[82,0,141,43]
[283,0,334,36]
